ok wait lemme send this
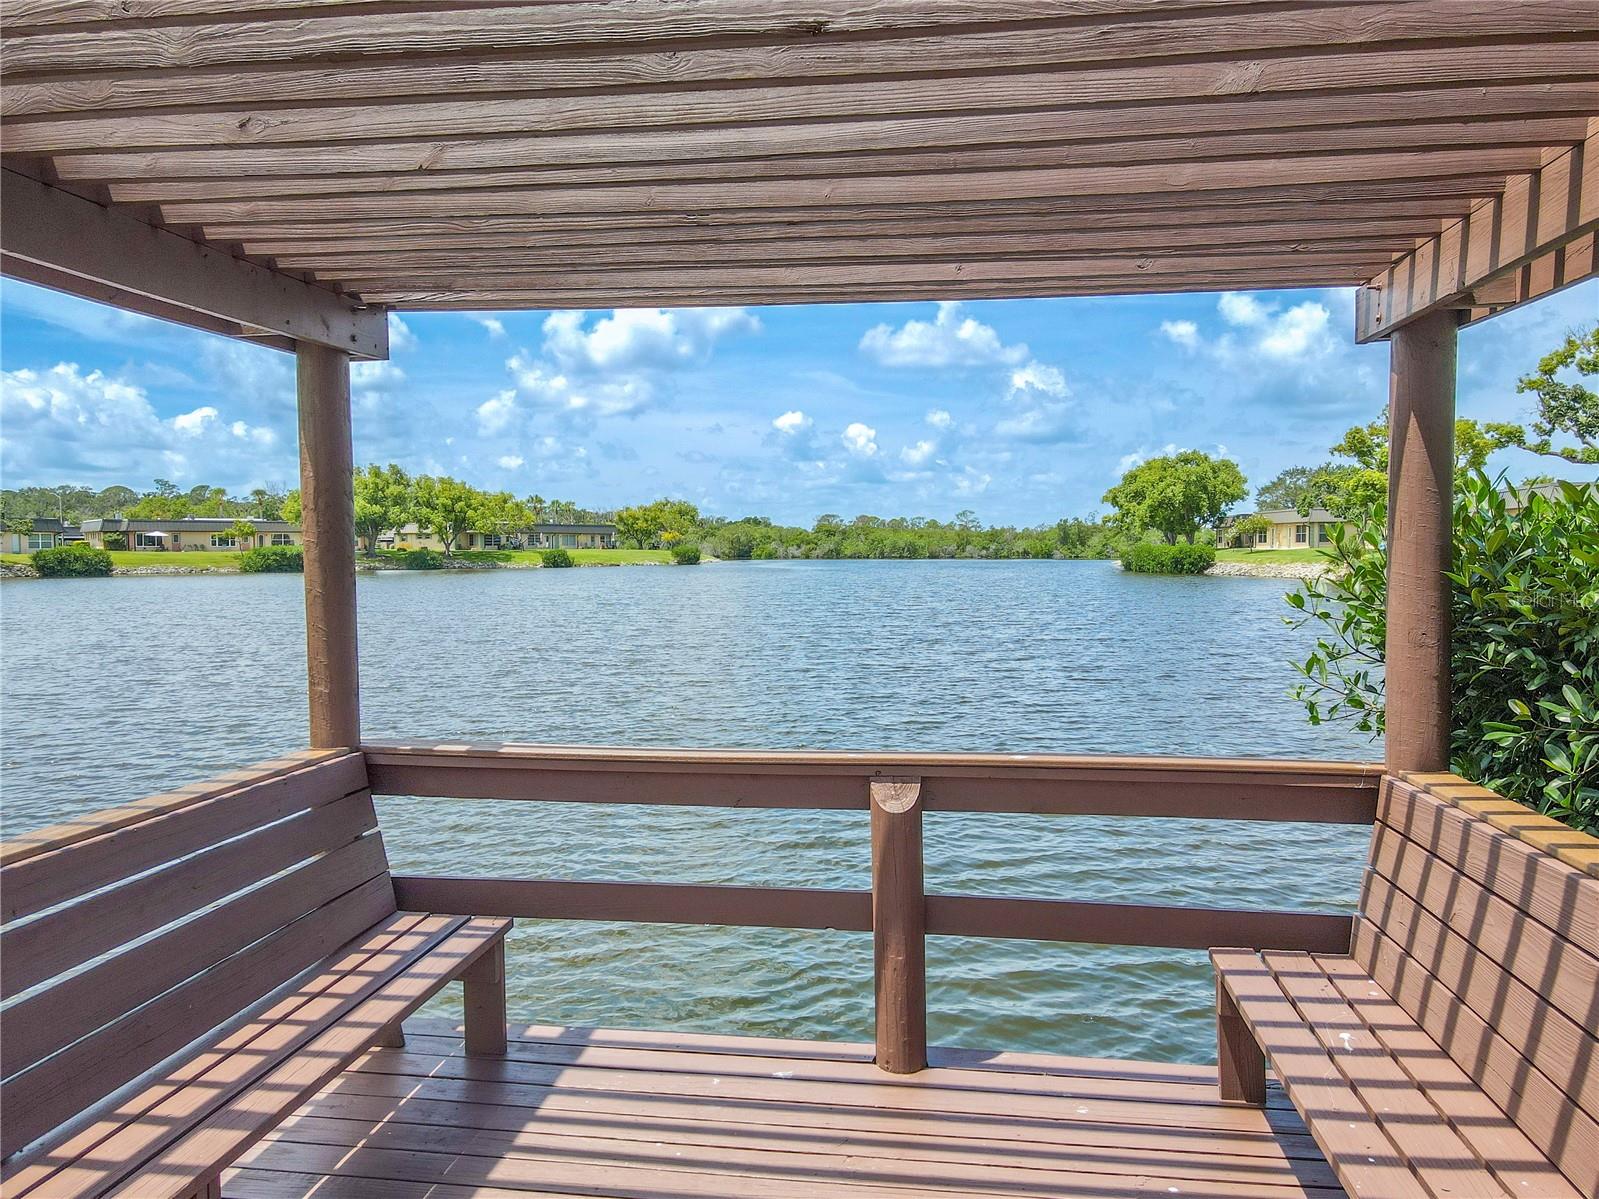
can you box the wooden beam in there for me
[1357,126,1599,340]
[361,742,1381,824]
[7,2,1591,116]
[49,84,1596,184]
[1384,312,1456,775]
[298,342,361,749]
[0,170,387,359]
[387,875,1354,953]
[871,777,926,1074]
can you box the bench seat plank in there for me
[104,917,511,1199]
[1211,950,1431,1199]
[1314,955,1582,1199]
[3,910,443,1196]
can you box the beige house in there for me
[379,522,617,551]
[2,517,82,554]
[1232,508,1347,550]
[80,517,302,551]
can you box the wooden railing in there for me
[365,742,1383,1072]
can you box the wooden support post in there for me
[1216,970,1266,1105]
[871,776,926,1074]
[462,937,508,1056]
[1385,310,1456,774]
[296,341,360,749]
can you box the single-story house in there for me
[1231,507,1346,550]
[80,517,302,551]
[378,522,617,551]
[2,517,83,553]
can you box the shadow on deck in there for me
[231,1018,1342,1198]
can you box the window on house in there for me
[271,533,293,546]
[210,534,238,548]
[134,533,164,549]
[481,533,502,550]
[26,532,54,550]
[1318,524,1334,545]
[1255,531,1268,546]
[1294,524,1309,545]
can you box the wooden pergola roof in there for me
[2,0,1596,359]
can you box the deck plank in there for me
[229,1024,1345,1198]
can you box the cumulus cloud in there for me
[900,439,938,466]
[171,405,218,435]
[387,313,418,353]
[842,422,878,457]
[772,410,812,435]
[474,317,507,340]
[926,408,954,430]
[860,302,1028,368]
[497,454,524,470]
[543,307,759,373]
[476,390,519,434]
[1008,361,1068,399]
[1160,319,1199,350]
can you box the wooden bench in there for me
[1212,773,1598,1199]
[0,750,512,1199]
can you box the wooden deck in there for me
[228,1019,1343,1199]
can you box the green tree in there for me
[1486,323,1599,465]
[412,475,483,556]
[353,464,413,556]
[280,490,301,525]
[1102,450,1247,544]
[614,498,700,548]
[1231,513,1272,549]
[224,518,258,549]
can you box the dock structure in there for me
[2,3,1597,1197]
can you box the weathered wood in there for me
[870,777,925,1074]
[0,170,385,358]
[297,341,360,750]
[1383,311,1455,774]
[1358,125,1599,339]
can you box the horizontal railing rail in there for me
[365,741,1383,1072]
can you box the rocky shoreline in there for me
[1208,559,1331,580]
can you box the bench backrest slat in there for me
[1357,777,1599,1191]
[0,752,397,1161]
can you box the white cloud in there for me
[1218,293,1270,327]
[772,410,812,435]
[926,408,954,430]
[1008,361,1068,399]
[476,390,518,434]
[842,422,878,457]
[1258,302,1331,359]
[171,405,218,434]
[900,439,938,466]
[496,454,525,470]
[1160,319,1199,350]
[860,302,1028,368]
[474,317,506,340]
[387,313,418,353]
[543,307,759,372]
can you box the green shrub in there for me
[541,548,574,568]
[671,543,702,565]
[1289,472,1598,832]
[1121,542,1215,574]
[102,531,128,550]
[31,542,113,578]
[399,547,444,570]
[238,545,303,573]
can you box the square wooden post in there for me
[296,341,361,749]
[1216,971,1266,1105]
[463,937,509,1056]
[871,776,926,1073]
[1384,311,1457,774]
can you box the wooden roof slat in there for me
[9,42,1594,156]
[149,152,1535,225]
[0,0,1385,72]
[6,0,1592,116]
[45,84,1599,183]
[93,118,1593,206]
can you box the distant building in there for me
[80,517,302,551]
[2,517,83,553]
[1231,507,1346,551]
[379,522,617,551]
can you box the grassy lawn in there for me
[3,550,245,570]
[1214,548,1328,564]
[371,548,674,567]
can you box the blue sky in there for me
[2,278,1594,526]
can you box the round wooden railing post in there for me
[870,776,926,1073]
[296,340,361,750]
[1385,311,1456,774]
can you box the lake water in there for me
[0,560,1377,1063]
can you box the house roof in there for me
[1,516,76,533]
[1,3,1594,322]
[83,517,298,532]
